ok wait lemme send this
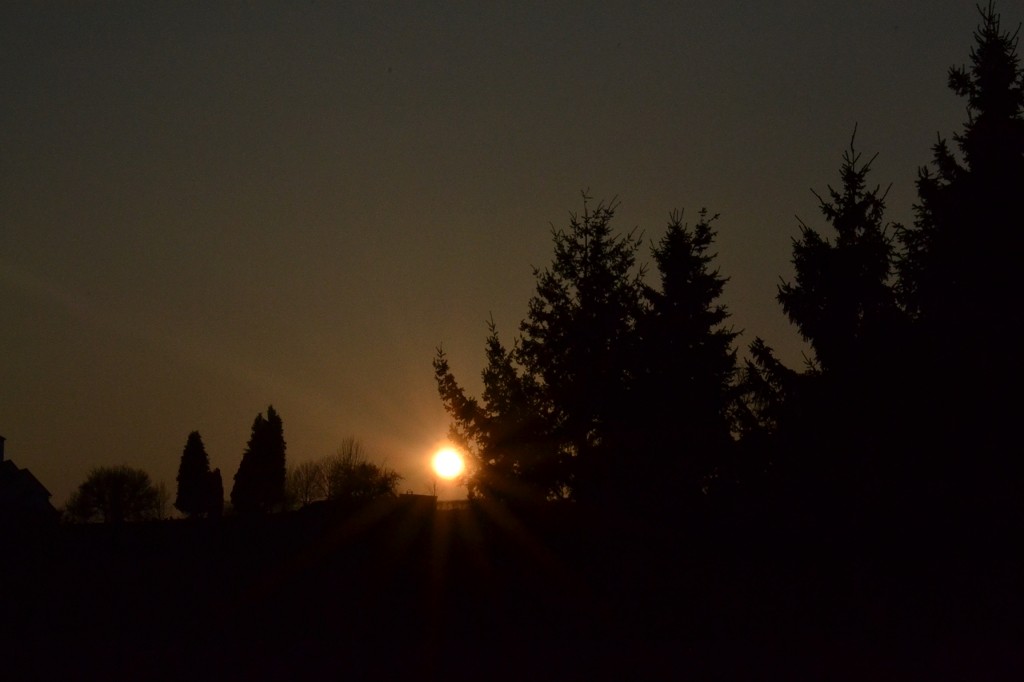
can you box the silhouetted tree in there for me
[322,438,402,502]
[632,209,738,502]
[896,2,1024,512]
[477,324,557,502]
[433,346,484,487]
[900,3,1024,328]
[175,431,213,518]
[772,136,907,503]
[437,197,744,508]
[288,459,326,507]
[733,337,802,498]
[206,468,224,518]
[735,339,791,438]
[437,196,648,504]
[285,438,401,508]
[730,134,909,518]
[779,135,900,375]
[516,194,647,504]
[66,465,163,523]
[231,405,287,514]
[434,320,555,503]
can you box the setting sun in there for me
[432,447,465,480]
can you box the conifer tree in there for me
[733,337,801,491]
[633,209,738,500]
[896,2,1024,510]
[436,197,749,508]
[206,468,224,518]
[899,3,1024,336]
[230,405,287,514]
[174,431,213,518]
[434,320,554,502]
[436,195,646,505]
[478,324,555,501]
[778,135,900,376]
[771,137,904,502]
[516,195,646,504]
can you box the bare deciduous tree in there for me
[286,437,401,508]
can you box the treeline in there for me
[65,406,401,523]
[435,4,1024,524]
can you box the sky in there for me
[1,2,1016,506]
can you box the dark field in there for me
[1,499,1020,680]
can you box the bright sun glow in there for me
[432,447,465,480]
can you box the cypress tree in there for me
[174,431,212,518]
[206,468,224,518]
[231,406,287,514]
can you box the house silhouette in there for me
[0,436,58,525]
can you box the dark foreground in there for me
[1,498,1021,680]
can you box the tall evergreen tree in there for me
[478,324,555,502]
[230,405,287,514]
[436,197,747,509]
[735,338,799,441]
[896,2,1024,512]
[174,431,213,518]
[733,337,802,497]
[434,320,554,503]
[778,136,900,376]
[206,469,224,518]
[900,2,1024,335]
[772,137,904,503]
[516,195,646,504]
[435,196,647,505]
[633,209,738,500]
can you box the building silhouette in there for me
[0,436,58,525]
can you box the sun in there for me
[432,447,465,480]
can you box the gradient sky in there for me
[1,2,1013,505]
